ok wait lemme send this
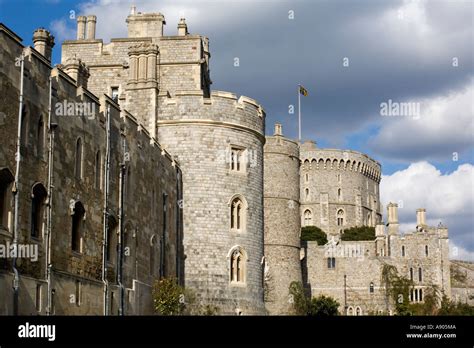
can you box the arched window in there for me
[418,268,422,282]
[94,150,101,190]
[75,138,83,180]
[230,147,244,172]
[71,201,85,252]
[401,245,405,257]
[337,209,344,226]
[0,168,14,229]
[337,188,342,201]
[229,247,247,284]
[355,307,362,316]
[106,216,118,264]
[327,257,336,269]
[20,109,29,147]
[230,196,246,232]
[37,119,45,159]
[31,183,47,239]
[369,282,374,293]
[305,188,309,199]
[419,288,423,302]
[303,209,312,226]
[409,267,413,281]
[347,306,353,315]
[150,234,159,277]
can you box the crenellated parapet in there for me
[158,90,266,142]
[300,143,381,183]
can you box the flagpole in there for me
[298,84,301,143]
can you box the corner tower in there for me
[264,124,302,314]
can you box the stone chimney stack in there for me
[62,57,90,89]
[274,123,283,136]
[416,208,426,227]
[177,18,188,36]
[32,28,55,61]
[77,16,86,40]
[387,202,399,235]
[86,15,97,39]
[126,11,166,38]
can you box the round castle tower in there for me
[157,90,266,315]
[264,124,302,314]
[300,141,382,236]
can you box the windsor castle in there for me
[0,8,472,316]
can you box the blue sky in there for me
[1,0,473,259]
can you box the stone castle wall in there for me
[0,23,183,315]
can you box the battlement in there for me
[265,124,299,159]
[301,147,381,183]
[158,90,265,140]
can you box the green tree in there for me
[308,295,339,316]
[381,264,414,315]
[289,281,309,315]
[341,226,376,241]
[152,278,186,315]
[301,226,327,245]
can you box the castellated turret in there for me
[300,141,382,237]
[264,124,302,314]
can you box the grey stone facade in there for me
[263,124,302,315]
[0,22,183,315]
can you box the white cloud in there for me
[381,161,474,260]
[369,82,474,161]
[50,18,76,43]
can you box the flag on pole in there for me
[299,85,308,96]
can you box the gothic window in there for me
[37,119,45,159]
[94,150,101,190]
[31,183,47,239]
[327,257,336,269]
[347,306,353,315]
[71,201,85,252]
[369,282,374,293]
[303,209,312,226]
[75,138,83,180]
[150,235,158,277]
[409,267,413,281]
[106,216,118,264]
[21,109,29,147]
[337,209,344,226]
[230,196,246,232]
[355,307,362,316]
[230,147,244,172]
[418,268,422,282]
[0,168,14,229]
[230,247,246,284]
